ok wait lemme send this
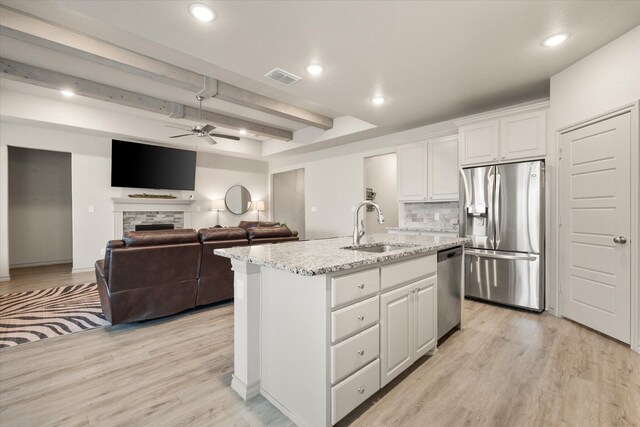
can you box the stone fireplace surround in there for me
[111,197,197,239]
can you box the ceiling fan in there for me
[166,96,241,144]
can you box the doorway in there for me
[8,147,72,269]
[364,153,398,234]
[272,168,305,240]
[559,112,632,343]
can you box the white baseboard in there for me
[72,267,94,274]
[10,259,73,269]
[0,275,10,282]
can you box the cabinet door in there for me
[380,283,414,387]
[397,144,427,201]
[428,136,459,201]
[414,276,437,359]
[459,121,499,166]
[500,110,546,161]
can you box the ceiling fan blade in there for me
[164,124,191,131]
[169,134,193,138]
[208,133,240,141]
[201,124,216,133]
[206,135,218,145]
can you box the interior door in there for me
[560,112,631,343]
[380,283,413,387]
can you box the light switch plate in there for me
[88,205,95,213]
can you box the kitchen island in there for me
[215,233,467,426]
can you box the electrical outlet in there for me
[434,213,440,220]
[88,205,95,213]
[311,206,318,213]
[196,206,201,212]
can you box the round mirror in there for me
[225,185,252,215]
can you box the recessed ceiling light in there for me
[60,90,75,97]
[542,33,570,47]
[372,96,386,105]
[189,3,215,22]
[305,64,324,76]
[239,129,247,135]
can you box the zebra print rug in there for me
[0,283,110,349]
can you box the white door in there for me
[414,276,437,358]
[380,283,413,386]
[560,112,631,343]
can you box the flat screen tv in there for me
[111,140,197,191]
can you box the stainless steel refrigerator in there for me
[460,160,544,312]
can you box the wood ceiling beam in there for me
[0,58,294,141]
[0,6,334,130]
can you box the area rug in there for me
[0,283,110,349]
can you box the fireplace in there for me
[135,224,175,231]
[111,197,197,239]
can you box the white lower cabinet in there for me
[380,275,437,387]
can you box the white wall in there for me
[0,120,268,279]
[8,147,72,267]
[547,25,640,315]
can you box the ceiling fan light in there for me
[189,3,215,22]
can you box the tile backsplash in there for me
[403,202,459,230]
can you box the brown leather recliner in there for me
[95,229,201,325]
[196,227,248,306]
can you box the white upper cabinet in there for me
[428,135,459,201]
[397,144,427,201]
[459,121,500,165]
[458,105,548,166]
[500,110,546,161]
[397,135,459,202]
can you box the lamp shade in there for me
[254,200,265,211]
[210,199,225,211]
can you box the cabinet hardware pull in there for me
[357,284,365,289]
[357,387,365,394]
[357,315,365,321]
[357,349,364,356]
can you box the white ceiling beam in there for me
[0,58,294,141]
[0,6,334,130]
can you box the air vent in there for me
[264,68,302,86]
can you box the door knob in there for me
[613,236,627,244]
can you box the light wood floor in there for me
[1,267,639,426]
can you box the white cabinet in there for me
[458,121,500,165]
[397,144,427,201]
[459,108,547,166]
[500,110,546,161]
[428,135,459,201]
[380,269,437,387]
[397,135,459,202]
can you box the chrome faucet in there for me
[353,201,385,245]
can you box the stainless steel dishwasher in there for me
[437,246,463,339]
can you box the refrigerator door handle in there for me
[487,165,496,248]
[494,169,502,247]
[466,249,537,262]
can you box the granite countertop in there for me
[215,233,469,276]
[387,226,459,234]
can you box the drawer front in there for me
[331,359,380,425]
[331,325,379,384]
[380,255,436,291]
[331,268,379,308]
[331,295,379,342]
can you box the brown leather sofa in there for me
[95,224,299,325]
[95,229,201,325]
[237,221,300,245]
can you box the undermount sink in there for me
[345,244,416,253]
